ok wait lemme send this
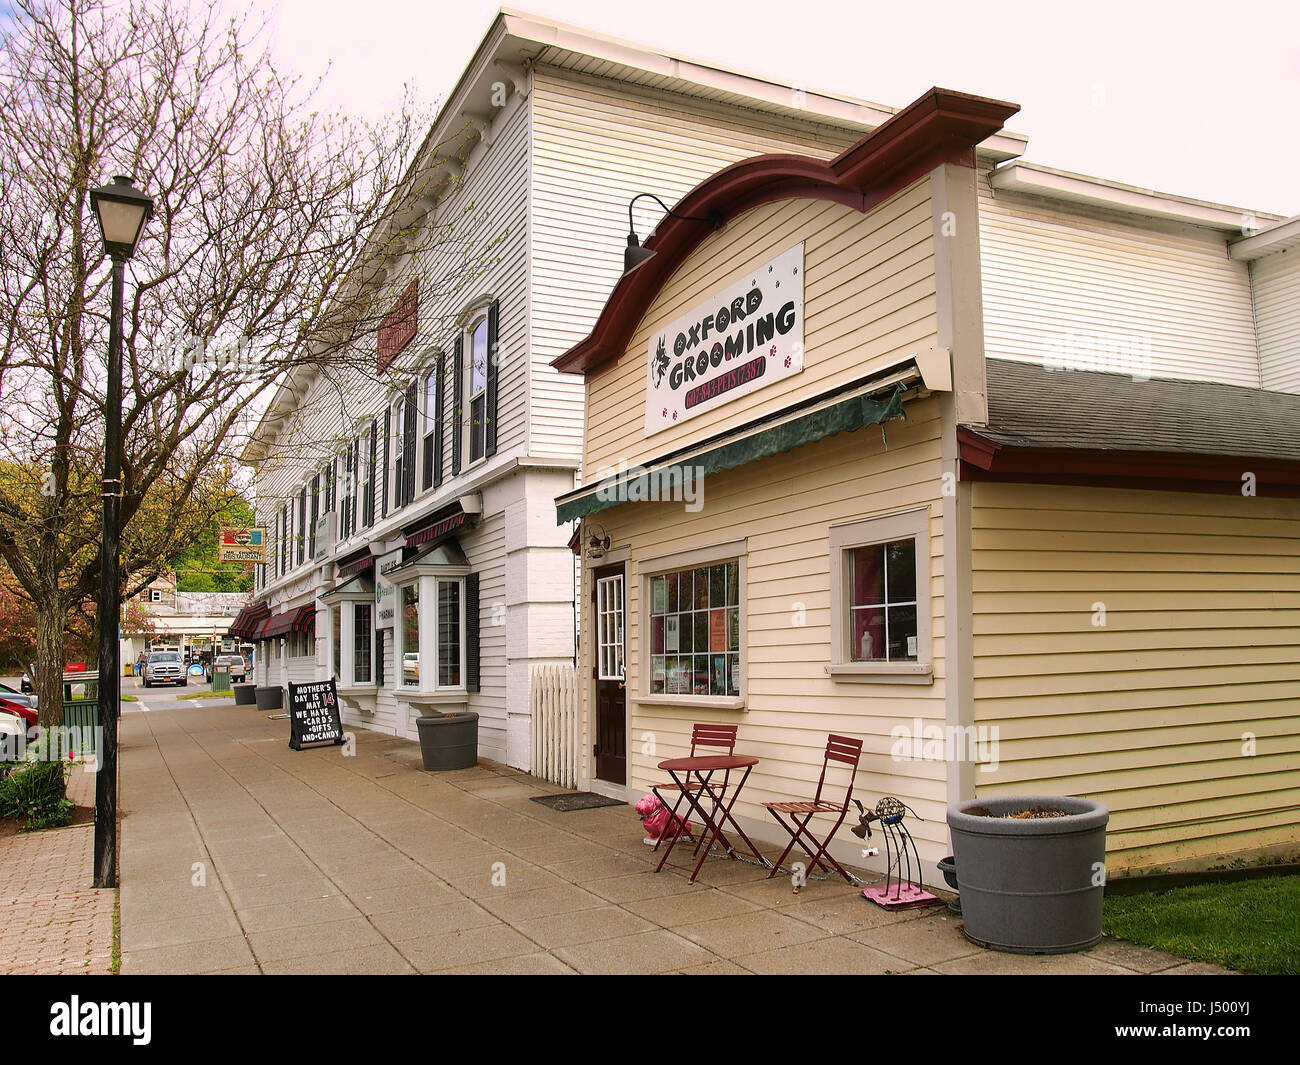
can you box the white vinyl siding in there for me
[1253,249,1300,394]
[977,165,1261,387]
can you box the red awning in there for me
[291,605,315,634]
[229,601,269,639]
[403,507,466,549]
[336,551,374,580]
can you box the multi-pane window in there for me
[393,394,405,508]
[296,486,307,565]
[358,427,371,528]
[649,561,740,697]
[401,582,419,687]
[437,580,461,687]
[468,318,488,463]
[596,575,624,680]
[848,539,918,662]
[422,365,438,491]
[353,603,373,683]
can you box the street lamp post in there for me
[88,175,153,890]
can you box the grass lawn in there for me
[1104,874,1300,974]
[178,690,232,700]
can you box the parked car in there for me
[142,650,187,688]
[212,655,247,682]
[0,697,38,730]
[19,663,34,694]
[0,682,37,710]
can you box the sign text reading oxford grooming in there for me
[645,243,804,436]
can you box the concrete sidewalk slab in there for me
[116,701,1228,975]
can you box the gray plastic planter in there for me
[254,685,283,711]
[233,684,257,705]
[947,795,1108,954]
[415,711,479,771]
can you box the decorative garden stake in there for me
[853,797,941,909]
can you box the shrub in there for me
[0,754,72,831]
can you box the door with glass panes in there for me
[593,565,626,785]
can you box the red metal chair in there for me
[651,723,739,853]
[764,734,864,884]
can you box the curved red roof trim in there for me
[554,87,1019,377]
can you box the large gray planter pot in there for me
[415,711,478,771]
[254,685,283,711]
[947,795,1108,955]
[233,684,257,705]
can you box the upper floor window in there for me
[422,363,439,492]
[359,426,372,528]
[392,394,406,508]
[468,316,488,465]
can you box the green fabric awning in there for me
[556,380,908,524]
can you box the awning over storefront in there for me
[251,604,315,641]
[403,505,466,549]
[555,374,911,524]
[336,548,374,580]
[228,601,269,639]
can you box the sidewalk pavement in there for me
[0,764,115,975]
[116,702,1228,975]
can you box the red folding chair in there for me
[764,734,863,884]
[650,723,738,854]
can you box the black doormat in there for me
[531,793,626,812]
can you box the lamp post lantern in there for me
[88,175,153,890]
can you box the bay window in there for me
[401,582,420,687]
[321,579,378,690]
[389,545,477,698]
[353,603,373,683]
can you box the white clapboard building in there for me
[240,8,1297,808]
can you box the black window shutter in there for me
[403,380,417,502]
[465,572,479,693]
[452,335,463,476]
[381,405,390,518]
[433,360,445,489]
[367,418,377,526]
[485,299,499,457]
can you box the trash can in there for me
[211,668,230,692]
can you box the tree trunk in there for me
[35,601,66,729]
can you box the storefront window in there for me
[649,560,739,697]
[848,539,917,661]
[354,603,373,683]
[437,580,461,687]
[828,508,931,679]
[402,583,419,687]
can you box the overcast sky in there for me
[251,0,1300,217]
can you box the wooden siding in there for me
[1254,249,1300,393]
[529,66,862,462]
[581,182,937,477]
[581,398,953,859]
[971,481,1300,870]
[977,166,1261,388]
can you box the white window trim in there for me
[637,539,747,710]
[826,506,933,684]
[396,572,468,697]
[419,356,441,498]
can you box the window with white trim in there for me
[422,363,438,491]
[467,316,488,465]
[392,393,406,508]
[398,574,468,693]
[828,508,932,681]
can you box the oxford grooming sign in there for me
[645,243,804,435]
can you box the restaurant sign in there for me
[217,526,266,562]
[645,243,804,436]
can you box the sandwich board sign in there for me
[287,679,344,750]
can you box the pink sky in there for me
[255,0,1298,215]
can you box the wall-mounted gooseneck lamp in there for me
[586,523,612,558]
[624,193,722,274]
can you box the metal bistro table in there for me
[654,754,770,883]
